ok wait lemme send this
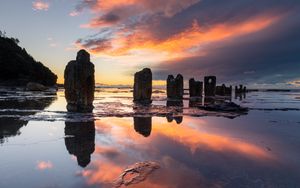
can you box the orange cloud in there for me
[76,0,201,29]
[86,0,200,17]
[80,161,123,186]
[32,0,50,11]
[78,117,275,187]
[69,11,79,17]
[36,161,53,170]
[94,118,274,160]
[78,14,280,60]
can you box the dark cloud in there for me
[74,0,97,13]
[142,0,298,41]
[77,38,112,52]
[153,10,300,85]
[101,13,120,23]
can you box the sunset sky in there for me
[0,0,300,87]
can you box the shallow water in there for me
[1,88,300,188]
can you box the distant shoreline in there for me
[1,85,299,92]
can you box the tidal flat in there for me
[1,88,300,188]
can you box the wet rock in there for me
[199,101,248,112]
[64,121,95,168]
[134,117,152,137]
[114,161,160,187]
[64,50,95,112]
[153,90,165,94]
[189,78,203,97]
[167,74,183,99]
[26,82,47,91]
[133,68,152,104]
[204,76,216,97]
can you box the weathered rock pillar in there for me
[167,74,183,99]
[133,68,152,104]
[189,78,203,97]
[64,50,95,112]
[204,76,216,97]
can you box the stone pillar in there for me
[167,74,183,99]
[133,68,152,104]
[204,76,216,97]
[189,78,203,97]
[64,50,95,113]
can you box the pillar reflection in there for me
[133,117,152,137]
[64,121,95,168]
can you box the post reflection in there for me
[235,93,246,101]
[64,121,95,168]
[189,98,203,108]
[133,117,152,137]
[204,97,215,105]
[166,100,183,124]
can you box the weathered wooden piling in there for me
[167,74,183,99]
[216,84,232,96]
[204,76,216,97]
[235,84,247,93]
[64,49,95,112]
[189,78,203,97]
[133,68,152,104]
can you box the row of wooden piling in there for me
[133,68,247,103]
